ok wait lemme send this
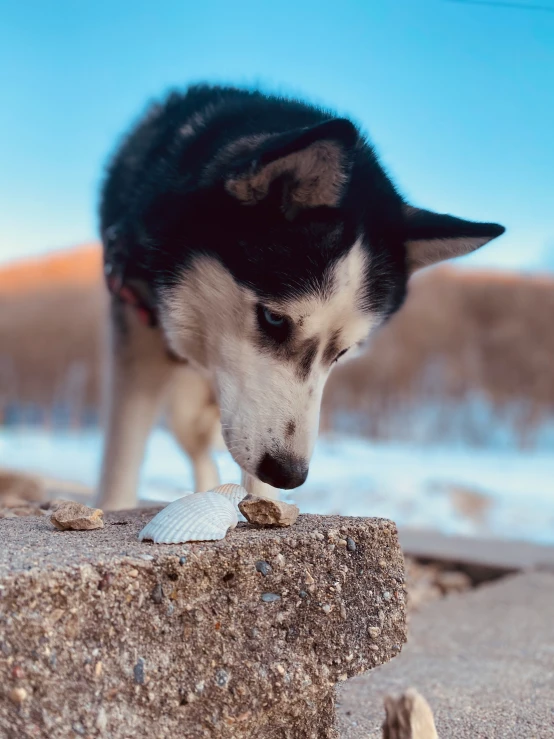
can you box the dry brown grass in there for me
[0,246,106,419]
[1,246,553,442]
[323,265,554,441]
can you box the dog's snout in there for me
[256,452,309,489]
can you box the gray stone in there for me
[151,582,164,604]
[0,509,406,739]
[255,560,272,577]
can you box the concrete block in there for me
[0,509,406,738]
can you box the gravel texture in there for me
[0,509,406,739]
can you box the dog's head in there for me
[157,118,504,488]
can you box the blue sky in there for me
[1,0,553,270]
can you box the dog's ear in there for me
[403,205,505,273]
[225,118,357,218]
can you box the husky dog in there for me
[96,84,504,510]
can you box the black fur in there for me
[99,84,504,325]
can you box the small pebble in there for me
[128,569,139,578]
[138,554,154,561]
[255,561,272,577]
[337,539,347,548]
[179,556,187,565]
[1,642,12,657]
[346,537,356,552]
[98,573,113,591]
[299,590,308,599]
[275,664,285,675]
[239,495,299,527]
[134,658,145,685]
[261,593,281,603]
[9,687,27,704]
[215,669,229,687]
[151,583,164,604]
[50,501,104,531]
[96,707,108,731]
[322,604,333,615]
[383,591,392,601]
[72,722,86,736]
[368,626,381,638]
[94,661,103,678]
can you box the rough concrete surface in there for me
[0,510,406,739]
[337,572,554,738]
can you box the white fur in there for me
[97,306,175,510]
[97,306,222,510]
[159,238,376,485]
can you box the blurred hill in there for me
[0,246,106,422]
[0,245,102,294]
[1,245,553,445]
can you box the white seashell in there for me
[210,484,248,522]
[138,492,238,544]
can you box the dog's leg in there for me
[96,300,174,510]
[241,471,280,500]
[165,365,220,492]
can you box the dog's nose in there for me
[256,453,309,489]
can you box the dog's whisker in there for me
[224,444,248,452]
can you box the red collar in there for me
[105,269,186,364]
[106,273,158,328]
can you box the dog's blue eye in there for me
[256,304,291,343]
[262,308,285,327]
